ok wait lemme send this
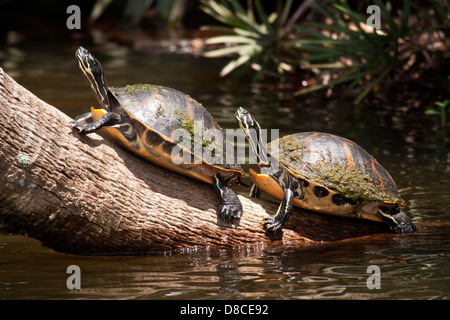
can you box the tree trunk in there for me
[0,68,388,255]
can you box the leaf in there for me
[313,1,339,24]
[233,27,260,38]
[293,24,329,40]
[124,0,154,25]
[203,44,260,58]
[425,109,441,116]
[333,3,367,23]
[435,99,450,108]
[205,35,257,45]
[89,0,114,23]
[278,0,293,27]
[227,0,247,17]
[354,70,389,104]
[254,0,270,27]
[220,54,252,77]
[400,0,410,34]
[234,11,267,35]
[373,0,397,32]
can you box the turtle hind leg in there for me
[264,188,293,232]
[377,206,416,234]
[212,174,243,223]
[72,112,121,133]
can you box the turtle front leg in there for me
[264,188,294,232]
[212,174,243,223]
[71,112,94,129]
[71,112,121,133]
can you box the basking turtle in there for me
[235,107,415,233]
[71,46,244,222]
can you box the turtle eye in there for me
[89,60,100,72]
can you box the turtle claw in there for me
[377,208,416,234]
[391,211,416,234]
[213,174,243,224]
[263,217,283,233]
[218,204,243,223]
[71,112,93,132]
[71,121,88,133]
[71,121,85,132]
[262,188,293,233]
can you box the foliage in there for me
[425,99,450,140]
[199,0,301,81]
[292,0,404,103]
[292,0,449,102]
[201,0,449,103]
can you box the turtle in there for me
[71,46,244,222]
[235,107,415,234]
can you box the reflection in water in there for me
[3,231,449,299]
[1,45,450,300]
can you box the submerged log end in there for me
[0,68,390,255]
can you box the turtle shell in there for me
[268,132,404,205]
[106,84,243,184]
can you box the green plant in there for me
[425,99,450,139]
[200,0,300,81]
[292,0,449,103]
[201,0,449,103]
[292,0,404,103]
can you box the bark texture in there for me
[0,68,389,255]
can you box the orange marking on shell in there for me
[371,157,387,195]
[342,141,356,170]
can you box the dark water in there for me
[1,45,449,300]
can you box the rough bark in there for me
[0,68,389,255]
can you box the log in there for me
[0,68,389,255]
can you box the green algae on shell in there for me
[110,84,230,166]
[268,132,404,204]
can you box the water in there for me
[1,44,449,300]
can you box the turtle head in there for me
[234,107,271,168]
[76,46,111,111]
[235,107,261,134]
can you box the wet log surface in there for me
[0,68,390,255]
